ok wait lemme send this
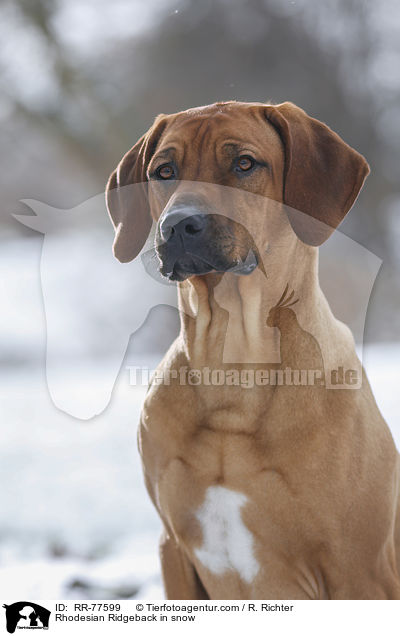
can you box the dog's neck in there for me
[177,239,324,368]
[174,238,361,431]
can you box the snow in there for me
[0,362,165,599]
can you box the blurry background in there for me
[0,0,399,599]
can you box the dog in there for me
[106,101,400,599]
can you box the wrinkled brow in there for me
[153,146,178,159]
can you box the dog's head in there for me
[106,101,369,281]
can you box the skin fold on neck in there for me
[178,237,325,369]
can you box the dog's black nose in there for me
[159,209,207,242]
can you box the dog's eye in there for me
[235,156,255,172]
[156,164,175,180]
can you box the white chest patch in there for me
[194,485,259,583]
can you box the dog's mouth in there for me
[158,248,259,282]
[164,254,214,281]
[154,208,261,281]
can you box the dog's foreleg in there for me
[160,528,209,600]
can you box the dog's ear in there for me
[106,115,168,262]
[264,102,370,245]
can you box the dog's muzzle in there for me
[155,205,258,281]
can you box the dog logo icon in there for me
[2,602,51,633]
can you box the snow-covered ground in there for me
[0,357,164,599]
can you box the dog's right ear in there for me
[105,115,168,262]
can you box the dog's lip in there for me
[226,249,258,275]
[165,254,215,281]
[160,249,259,281]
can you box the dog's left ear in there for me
[106,115,168,262]
[264,102,370,245]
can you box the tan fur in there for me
[108,102,400,599]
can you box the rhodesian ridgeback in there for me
[106,101,400,599]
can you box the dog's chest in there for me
[157,452,261,584]
[193,485,260,584]
[153,424,265,584]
